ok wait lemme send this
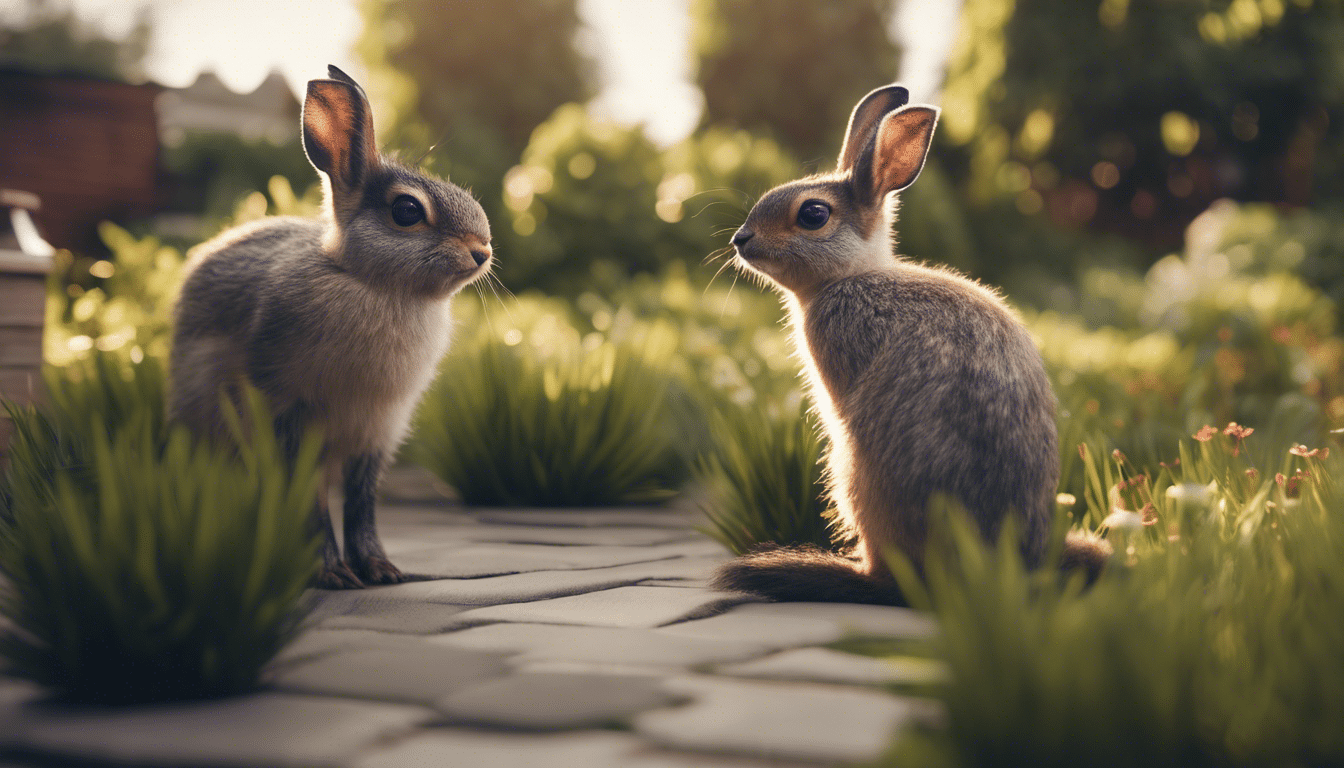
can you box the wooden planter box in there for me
[0,189,55,465]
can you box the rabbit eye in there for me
[390,195,425,227]
[797,200,831,230]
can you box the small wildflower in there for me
[1275,472,1286,487]
[1159,458,1181,469]
[1112,449,1127,465]
[1140,503,1158,526]
[1194,425,1218,442]
[1224,422,1253,456]
[1245,468,1258,482]
[1078,444,1087,460]
[1289,444,1328,459]
[1165,482,1215,505]
[1103,509,1145,531]
[1056,493,1077,506]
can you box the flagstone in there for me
[715,647,948,687]
[634,675,923,764]
[5,693,431,768]
[270,641,509,706]
[657,602,935,648]
[437,671,677,729]
[428,622,768,668]
[447,586,756,629]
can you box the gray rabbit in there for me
[169,66,492,589]
[713,85,1110,604]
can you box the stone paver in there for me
[658,601,936,648]
[3,501,943,768]
[449,585,758,629]
[716,647,949,686]
[634,675,927,764]
[3,693,431,768]
[438,671,678,729]
[428,622,768,668]
[271,641,510,705]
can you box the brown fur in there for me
[713,85,1111,604]
[169,67,493,589]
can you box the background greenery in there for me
[6,0,1344,757]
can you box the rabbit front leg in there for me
[342,451,406,585]
[274,404,363,589]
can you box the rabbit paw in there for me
[353,556,407,585]
[315,561,365,590]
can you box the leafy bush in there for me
[495,104,798,294]
[882,428,1344,768]
[0,357,322,704]
[412,328,684,507]
[695,401,838,555]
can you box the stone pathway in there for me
[0,484,941,767]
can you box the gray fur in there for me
[169,68,493,590]
[714,84,1110,604]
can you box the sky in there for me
[0,0,961,145]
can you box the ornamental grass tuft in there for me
[881,426,1344,768]
[412,336,683,506]
[0,355,322,704]
[695,401,841,555]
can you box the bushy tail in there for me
[714,532,1114,606]
[710,545,907,606]
[1060,530,1112,583]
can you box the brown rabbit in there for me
[169,66,493,589]
[713,85,1110,605]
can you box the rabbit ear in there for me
[837,84,909,173]
[302,69,377,190]
[852,105,939,205]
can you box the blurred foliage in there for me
[0,357,320,704]
[496,104,798,292]
[0,0,149,82]
[691,0,900,163]
[939,0,1344,249]
[882,431,1344,767]
[1038,199,1343,501]
[358,0,596,221]
[159,133,314,225]
[45,176,320,370]
[695,401,838,555]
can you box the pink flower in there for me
[1194,426,1218,442]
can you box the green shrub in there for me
[695,401,839,555]
[412,330,684,507]
[882,428,1344,768]
[0,359,322,704]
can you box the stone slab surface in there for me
[271,641,510,705]
[716,647,948,686]
[438,671,677,729]
[4,692,431,768]
[305,557,731,619]
[472,508,702,529]
[634,675,922,764]
[449,586,757,629]
[429,622,768,668]
[389,542,682,578]
[658,602,936,648]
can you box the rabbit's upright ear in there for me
[837,85,909,174]
[302,66,377,191]
[851,105,939,206]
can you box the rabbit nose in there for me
[731,228,754,247]
[470,248,491,266]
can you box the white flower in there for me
[1164,482,1216,505]
[1103,509,1145,531]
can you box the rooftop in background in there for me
[156,68,299,147]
